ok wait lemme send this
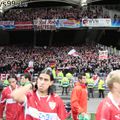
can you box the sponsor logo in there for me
[49,102,56,110]
[38,112,58,120]
[39,113,50,120]
[83,19,88,25]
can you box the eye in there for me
[44,79,49,81]
[38,77,43,81]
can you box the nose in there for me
[40,79,45,84]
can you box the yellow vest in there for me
[98,80,105,90]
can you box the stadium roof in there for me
[41,0,81,5]
[87,0,120,5]
[0,0,86,13]
[2,0,120,13]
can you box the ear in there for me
[50,81,54,86]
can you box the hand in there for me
[30,82,37,90]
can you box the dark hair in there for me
[37,68,55,95]
[21,73,31,81]
[7,74,18,81]
[40,69,54,82]
[78,74,83,80]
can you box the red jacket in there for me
[0,86,24,120]
[96,93,120,120]
[71,82,87,120]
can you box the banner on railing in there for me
[82,18,111,27]
[99,50,108,60]
[0,21,15,29]
[15,21,33,30]
[33,19,56,30]
[56,19,80,28]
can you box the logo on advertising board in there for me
[82,19,88,25]
[56,19,80,28]
[82,19,111,27]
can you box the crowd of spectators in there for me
[0,43,120,76]
[0,6,110,21]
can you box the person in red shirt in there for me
[96,70,120,120]
[11,69,68,120]
[0,74,23,120]
[71,74,88,120]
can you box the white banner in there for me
[99,50,108,60]
[33,19,56,30]
[68,49,80,57]
[82,18,111,27]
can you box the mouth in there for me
[39,86,44,89]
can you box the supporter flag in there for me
[24,67,32,73]
[24,60,34,73]
[68,49,80,57]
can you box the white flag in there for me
[68,49,79,57]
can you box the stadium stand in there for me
[0,0,120,120]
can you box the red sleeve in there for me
[71,87,84,114]
[0,89,6,118]
[96,100,110,120]
[23,91,32,106]
[57,96,68,120]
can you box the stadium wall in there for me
[0,30,9,45]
